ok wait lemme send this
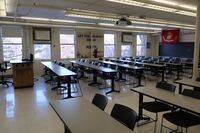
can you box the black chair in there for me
[0,62,13,87]
[110,104,138,130]
[139,81,176,133]
[160,89,200,133]
[92,93,108,111]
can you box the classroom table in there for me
[100,60,144,87]
[50,97,135,133]
[135,62,165,82]
[70,60,118,94]
[165,62,183,80]
[174,79,200,94]
[42,61,77,99]
[131,87,200,124]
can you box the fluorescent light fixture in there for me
[67,14,117,21]
[98,23,115,26]
[20,17,50,21]
[66,9,119,21]
[179,5,197,11]
[0,0,6,16]
[65,8,195,29]
[19,13,195,30]
[126,25,162,31]
[0,20,159,33]
[106,0,196,17]
[20,16,77,23]
[152,0,177,6]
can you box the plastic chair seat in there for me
[142,101,172,113]
[163,111,200,128]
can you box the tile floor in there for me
[0,76,199,133]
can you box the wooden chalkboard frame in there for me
[122,32,132,43]
[33,28,51,41]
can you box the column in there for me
[193,0,200,79]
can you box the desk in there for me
[174,79,200,94]
[70,60,118,94]
[42,61,77,99]
[131,87,200,123]
[10,60,34,88]
[50,98,134,133]
[100,60,144,87]
[135,62,165,82]
[166,63,183,80]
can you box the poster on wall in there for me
[162,29,180,44]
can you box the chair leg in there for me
[154,113,158,133]
[160,116,164,133]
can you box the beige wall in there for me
[2,25,157,76]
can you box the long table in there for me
[174,79,200,94]
[135,61,165,82]
[131,87,200,123]
[42,61,77,99]
[99,60,144,87]
[70,60,118,94]
[50,98,134,133]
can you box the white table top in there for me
[71,60,118,73]
[42,61,76,77]
[50,97,135,133]
[174,79,200,88]
[100,60,144,70]
[131,87,200,114]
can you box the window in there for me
[60,33,75,59]
[136,35,147,56]
[33,28,51,60]
[121,44,132,57]
[34,44,51,60]
[104,34,115,57]
[1,26,23,61]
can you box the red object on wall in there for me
[162,29,180,44]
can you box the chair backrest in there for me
[92,93,108,111]
[182,89,200,99]
[111,104,138,130]
[156,81,176,92]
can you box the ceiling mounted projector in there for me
[115,17,132,26]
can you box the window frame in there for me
[121,43,132,57]
[136,34,147,56]
[104,33,116,58]
[59,33,76,59]
[1,26,23,61]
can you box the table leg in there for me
[137,93,150,126]
[51,76,66,90]
[106,74,120,95]
[178,84,182,94]
[115,67,126,81]
[161,68,165,82]
[174,68,181,81]
[133,70,144,88]
[63,77,74,99]
[88,70,101,86]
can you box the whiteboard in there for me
[34,30,51,40]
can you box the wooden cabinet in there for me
[11,61,34,88]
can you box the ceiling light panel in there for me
[64,8,195,30]
[106,0,196,17]
[152,0,177,6]
[65,9,119,21]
